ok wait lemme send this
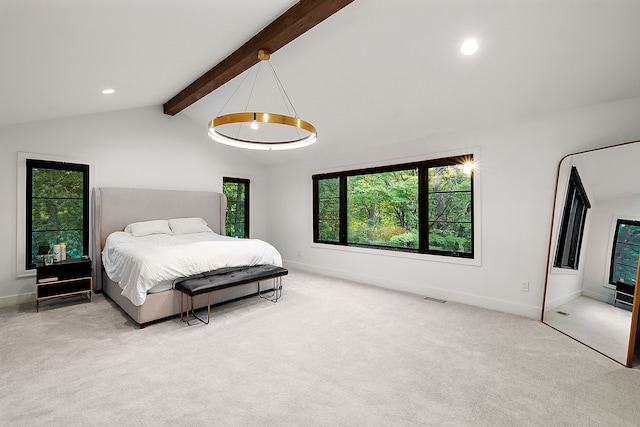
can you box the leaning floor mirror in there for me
[542,140,640,367]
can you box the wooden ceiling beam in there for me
[163,0,355,116]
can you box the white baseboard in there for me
[0,292,35,308]
[543,289,583,312]
[283,260,542,319]
[582,289,614,304]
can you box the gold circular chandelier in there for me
[208,49,317,151]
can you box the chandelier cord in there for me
[234,61,263,140]
[267,60,302,139]
[244,61,262,113]
[216,63,254,117]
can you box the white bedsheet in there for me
[102,231,283,306]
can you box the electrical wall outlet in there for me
[520,281,530,292]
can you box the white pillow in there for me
[124,220,172,237]
[169,217,212,235]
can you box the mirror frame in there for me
[541,139,640,367]
[628,266,640,366]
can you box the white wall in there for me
[0,106,267,306]
[4,97,640,317]
[265,96,640,318]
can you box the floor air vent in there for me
[424,296,447,303]
[556,311,569,316]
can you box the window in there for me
[316,177,340,243]
[313,155,474,258]
[223,177,250,238]
[609,219,640,286]
[26,159,89,270]
[554,166,591,269]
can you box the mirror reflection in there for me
[542,140,640,367]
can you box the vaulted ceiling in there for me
[2,0,640,165]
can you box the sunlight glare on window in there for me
[461,161,474,175]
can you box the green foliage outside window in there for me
[428,165,473,253]
[223,178,249,238]
[317,178,340,242]
[347,169,418,248]
[313,155,474,257]
[610,220,640,285]
[28,161,88,268]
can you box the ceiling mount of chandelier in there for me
[208,49,317,151]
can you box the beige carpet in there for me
[544,295,633,365]
[2,270,640,426]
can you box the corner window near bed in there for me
[312,154,474,258]
[26,159,90,270]
[223,177,250,238]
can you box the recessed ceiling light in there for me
[460,39,479,55]
[101,88,115,95]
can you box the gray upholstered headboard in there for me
[93,187,227,291]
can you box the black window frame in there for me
[312,154,474,258]
[554,166,591,270]
[223,177,250,238]
[609,218,640,286]
[26,159,90,270]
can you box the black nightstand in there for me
[35,258,92,312]
[614,282,634,308]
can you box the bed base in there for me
[102,271,275,328]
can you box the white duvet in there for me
[102,231,283,306]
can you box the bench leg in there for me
[180,292,211,326]
[258,276,283,303]
[180,292,184,323]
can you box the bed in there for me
[93,187,282,327]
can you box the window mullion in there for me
[26,159,34,269]
[313,178,319,241]
[419,166,428,252]
[339,175,348,244]
[82,165,90,252]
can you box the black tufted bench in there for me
[174,264,288,326]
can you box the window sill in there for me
[17,269,36,279]
[310,242,481,266]
[549,267,580,276]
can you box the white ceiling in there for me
[2,0,640,165]
[569,140,640,203]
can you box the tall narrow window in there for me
[313,154,474,258]
[315,177,341,243]
[223,177,250,238]
[427,164,473,255]
[609,219,640,286]
[554,166,591,269]
[26,159,89,270]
